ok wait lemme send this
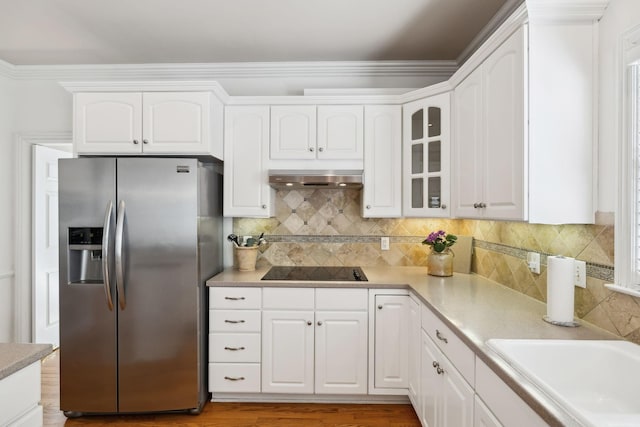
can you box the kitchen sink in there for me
[486,339,640,427]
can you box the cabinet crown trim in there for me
[525,0,610,22]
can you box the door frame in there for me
[14,132,72,343]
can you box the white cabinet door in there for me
[453,67,483,219]
[441,355,475,427]
[317,106,364,160]
[453,27,526,221]
[262,310,314,394]
[223,106,274,217]
[403,93,451,217]
[474,395,503,427]
[74,92,143,154]
[270,106,317,159]
[374,295,409,390]
[421,329,440,427]
[483,26,526,220]
[407,295,421,410]
[142,92,211,154]
[363,105,402,218]
[315,311,368,394]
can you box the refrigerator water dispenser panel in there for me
[67,227,103,284]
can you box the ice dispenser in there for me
[67,227,103,284]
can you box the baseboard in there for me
[210,393,410,404]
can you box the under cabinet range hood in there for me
[268,170,363,189]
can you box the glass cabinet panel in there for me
[412,144,423,174]
[428,141,441,172]
[412,179,424,209]
[428,107,441,137]
[428,177,441,208]
[412,110,424,140]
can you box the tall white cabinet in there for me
[223,106,274,218]
[453,27,526,220]
[362,105,402,217]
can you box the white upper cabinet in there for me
[453,26,526,220]
[223,106,274,218]
[362,105,402,218]
[270,106,317,160]
[73,90,223,157]
[74,92,142,154]
[317,106,364,160]
[403,93,451,217]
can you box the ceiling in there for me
[0,0,510,66]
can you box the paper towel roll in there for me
[546,256,576,323]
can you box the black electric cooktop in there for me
[261,266,368,282]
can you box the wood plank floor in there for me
[42,351,421,426]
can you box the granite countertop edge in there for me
[0,343,53,380]
[207,266,620,427]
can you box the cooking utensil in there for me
[227,234,240,247]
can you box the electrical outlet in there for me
[574,260,586,288]
[527,252,540,274]
[381,236,390,251]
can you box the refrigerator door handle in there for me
[102,201,114,311]
[115,200,127,310]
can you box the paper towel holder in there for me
[542,316,580,327]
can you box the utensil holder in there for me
[235,246,258,271]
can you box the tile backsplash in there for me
[234,189,640,344]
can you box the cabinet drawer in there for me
[421,305,475,386]
[263,287,314,309]
[210,310,261,332]
[316,288,367,310]
[209,333,261,363]
[209,363,261,393]
[210,287,261,309]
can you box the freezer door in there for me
[58,158,118,413]
[116,158,201,412]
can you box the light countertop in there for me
[208,266,620,426]
[0,343,53,380]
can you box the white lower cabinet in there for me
[420,329,474,427]
[474,395,503,427]
[261,288,368,395]
[370,291,410,394]
[0,361,43,427]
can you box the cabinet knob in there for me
[432,361,439,368]
[474,202,486,209]
[436,367,445,375]
[377,304,383,310]
[317,321,323,326]
[318,147,324,152]
[307,321,312,326]
[441,204,447,209]
[366,205,371,210]
[473,203,480,209]
[309,147,314,152]
[133,140,139,145]
[480,202,487,208]
[262,204,267,209]
[143,139,149,144]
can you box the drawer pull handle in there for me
[224,346,245,351]
[224,319,246,324]
[435,329,448,344]
[224,376,245,381]
[225,296,246,301]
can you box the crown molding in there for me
[4,60,458,81]
[525,0,610,23]
[457,0,526,65]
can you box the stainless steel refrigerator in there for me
[58,157,222,416]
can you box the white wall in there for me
[598,0,640,214]
[0,74,16,341]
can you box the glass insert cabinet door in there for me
[402,93,451,217]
